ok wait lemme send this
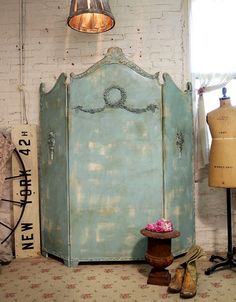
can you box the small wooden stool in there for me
[140,228,180,286]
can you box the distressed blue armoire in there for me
[39,47,194,267]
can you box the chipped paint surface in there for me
[39,51,194,265]
[69,63,163,261]
[163,74,194,255]
[129,208,136,219]
[88,163,104,172]
[40,74,70,259]
[96,223,116,243]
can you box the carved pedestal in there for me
[140,229,180,286]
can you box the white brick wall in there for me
[0,0,189,128]
[1,0,234,255]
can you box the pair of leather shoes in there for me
[168,245,204,299]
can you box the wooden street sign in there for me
[11,124,40,257]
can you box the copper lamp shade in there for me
[68,0,115,33]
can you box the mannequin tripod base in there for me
[205,189,236,275]
[205,249,236,275]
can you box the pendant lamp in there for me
[67,0,115,33]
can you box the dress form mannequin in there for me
[207,88,236,188]
[205,88,236,275]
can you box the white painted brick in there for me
[1,0,233,254]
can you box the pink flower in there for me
[30,284,41,289]
[159,293,169,299]
[223,273,233,279]
[120,293,131,299]
[102,284,113,289]
[156,218,173,232]
[87,276,96,280]
[53,275,63,280]
[81,293,93,299]
[198,87,205,96]
[199,292,210,298]
[211,282,222,288]
[121,276,130,280]
[42,293,54,299]
[5,292,16,298]
[41,268,50,273]
[145,223,157,231]
[138,284,149,289]
[145,218,173,232]
[19,275,29,280]
[104,268,114,273]
[66,284,76,289]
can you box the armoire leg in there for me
[63,259,79,267]
[41,251,48,258]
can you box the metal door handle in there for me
[48,131,56,161]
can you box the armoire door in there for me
[39,48,194,266]
[40,74,70,261]
[162,74,194,255]
[68,48,163,261]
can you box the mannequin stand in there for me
[205,188,236,275]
